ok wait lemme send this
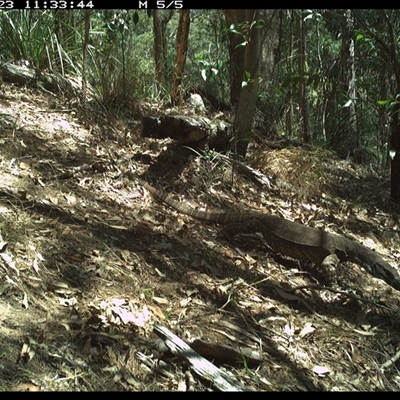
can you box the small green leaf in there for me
[389,149,397,160]
[133,11,139,25]
[377,100,390,105]
[356,33,363,40]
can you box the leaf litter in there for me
[0,81,399,391]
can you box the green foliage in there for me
[0,8,399,169]
[84,10,156,105]
[0,10,58,70]
[0,9,232,108]
[242,71,253,88]
[186,10,230,102]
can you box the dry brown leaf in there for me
[120,250,130,262]
[180,297,192,307]
[110,225,128,231]
[64,194,76,204]
[152,296,169,305]
[347,341,362,363]
[299,324,315,337]
[11,383,40,391]
[48,195,58,204]
[148,304,165,320]
[59,297,77,306]
[244,254,257,264]
[32,257,40,273]
[108,216,123,223]
[313,365,330,376]
[177,379,187,391]
[275,287,301,301]
[19,161,31,170]
[0,252,19,275]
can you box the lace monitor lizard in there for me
[136,177,400,291]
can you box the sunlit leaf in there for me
[343,99,352,108]
[211,68,219,76]
[235,41,248,49]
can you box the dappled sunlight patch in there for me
[91,298,153,330]
[0,74,399,391]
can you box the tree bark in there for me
[153,10,171,86]
[222,9,246,107]
[342,9,359,156]
[296,9,310,143]
[232,10,261,157]
[171,9,190,105]
[391,116,400,202]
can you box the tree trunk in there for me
[222,9,246,107]
[153,10,171,86]
[296,10,310,143]
[171,9,190,105]
[258,10,280,136]
[342,9,359,157]
[391,115,400,202]
[259,10,279,79]
[232,10,261,157]
[286,10,295,139]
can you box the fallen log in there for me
[141,115,232,149]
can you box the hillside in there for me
[0,81,400,391]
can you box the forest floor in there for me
[0,81,400,392]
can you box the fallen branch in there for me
[153,323,253,392]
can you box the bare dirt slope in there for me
[0,82,400,391]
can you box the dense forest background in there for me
[0,9,400,180]
[1,9,399,182]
